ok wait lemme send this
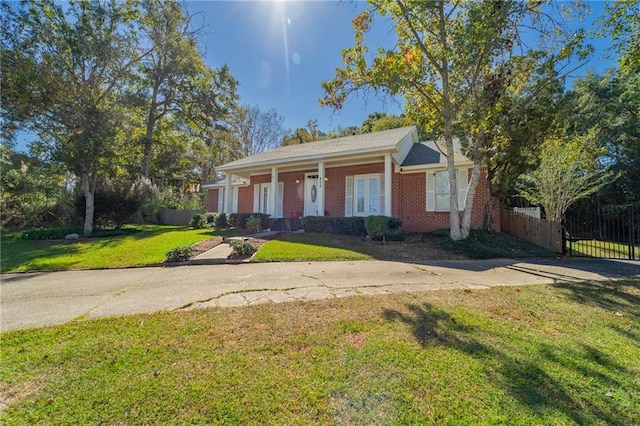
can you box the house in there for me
[203,126,499,233]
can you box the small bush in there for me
[190,213,207,229]
[229,239,257,256]
[246,216,262,233]
[165,245,195,263]
[213,212,228,229]
[364,215,405,241]
[205,213,217,225]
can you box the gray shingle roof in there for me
[401,138,470,167]
[217,126,417,171]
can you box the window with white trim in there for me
[426,168,470,212]
[253,182,284,218]
[346,173,384,217]
[435,170,450,211]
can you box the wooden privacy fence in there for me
[158,208,204,226]
[501,209,562,253]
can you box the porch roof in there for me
[217,126,418,176]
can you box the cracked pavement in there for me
[2,258,639,331]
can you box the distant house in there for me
[203,126,499,233]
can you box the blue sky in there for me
[12,1,616,152]
[188,0,616,134]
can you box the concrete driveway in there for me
[2,258,639,332]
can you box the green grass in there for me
[0,225,238,273]
[1,279,638,424]
[253,233,372,262]
[569,239,639,259]
[254,231,553,263]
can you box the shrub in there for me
[302,216,366,236]
[165,245,195,263]
[190,213,207,229]
[246,216,262,233]
[213,212,228,229]
[205,213,217,225]
[75,184,142,228]
[226,213,249,228]
[334,217,367,236]
[364,215,405,241]
[20,227,81,240]
[229,239,257,256]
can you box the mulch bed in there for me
[225,233,284,264]
[192,236,224,256]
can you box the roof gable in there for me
[401,139,471,168]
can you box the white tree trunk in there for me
[461,155,483,239]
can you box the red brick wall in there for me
[205,189,219,212]
[324,163,384,216]
[396,168,500,232]
[226,163,500,232]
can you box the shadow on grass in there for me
[382,299,637,424]
[553,279,640,318]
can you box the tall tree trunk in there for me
[461,151,483,239]
[141,82,161,178]
[81,172,97,237]
[141,114,156,178]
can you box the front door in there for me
[304,173,319,216]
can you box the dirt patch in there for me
[0,380,41,412]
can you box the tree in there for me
[517,129,614,223]
[134,0,239,178]
[1,0,151,236]
[0,144,73,229]
[321,0,589,240]
[565,69,640,205]
[223,105,285,161]
[281,119,326,146]
[602,0,639,75]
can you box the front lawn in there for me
[0,225,238,273]
[1,279,638,424]
[253,230,553,263]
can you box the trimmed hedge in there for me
[225,213,270,230]
[302,216,366,236]
[364,215,405,241]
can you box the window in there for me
[348,174,383,217]
[426,168,470,212]
[435,170,449,211]
[217,187,238,213]
[253,182,284,217]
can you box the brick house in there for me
[203,126,499,233]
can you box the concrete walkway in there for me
[1,258,639,332]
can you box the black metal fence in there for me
[563,204,639,260]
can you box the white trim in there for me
[224,174,233,213]
[426,168,470,212]
[270,168,278,217]
[384,154,392,216]
[317,162,325,217]
[349,173,384,217]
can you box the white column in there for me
[317,161,325,216]
[224,173,232,213]
[384,154,392,216]
[270,167,278,217]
